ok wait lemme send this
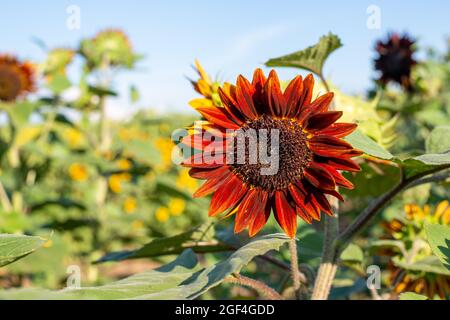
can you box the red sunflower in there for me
[0,54,35,102]
[181,69,361,238]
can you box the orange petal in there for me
[235,189,268,234]
[209,175,248,216]
[316,156,361,172]
[305,111,343,132]
[189,166,229,180]
[304,163,336,191]
[249,200,271,237]
[193,169,232,198]
[217,87,246,124]
[297,73,315,109]
[236,75,259,119]
[274,191,297,238]
[265,70,286,116]
[318,123,358,138]
[320,164,354,189]
[297,92,334,123]
[283,75,304,117]
[288,184,320,221]
[196,106,241,129]
[308,135,354,157]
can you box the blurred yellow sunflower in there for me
[108,173,131,193]
[116,158,132,171]
[381,201,450,299]
[188,60,222,108]
[176,168,198,193]
[0,54,36,102]
[123,196,137,214]
[155,207,170,223]
[69,163,88,182]
[155,137,174,171]
[168,198,186,216]
[64,127,84,149]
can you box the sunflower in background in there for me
[374,33,417,92]
[0,54,35,102]
[381,201,450,299]
[154,137,175,172]
[188,60,222,107]
[41,48,74,78]
[79,29,139,70]
[69,163,89,182]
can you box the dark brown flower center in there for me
[0,68,22,101]
[230,115,312,191]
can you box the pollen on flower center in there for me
[230,115,312,191]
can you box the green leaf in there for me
[0,249,200,300]
[46,74,71,94]
[393,256,450,276]
[96,223,229,263]
[369,239,406,254]
[425,223,450,270]
[265,33,342,76]
[344,129,394,159]
[0,234,289,300]
[426,126,450,153]
[0,234,46,267]
[400,151,450,179]
[179,233,289,299]
[340,243,364,263]
[88,85,118,97]
[399,292,428,300]
[6,102,41,127]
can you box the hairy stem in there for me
[311,165,450,300]
[225,274,284,300]
[289,238,301,298]
[311,76,339,300]
[311,198,339,300]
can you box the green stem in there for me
[311,199,339,300]
[312,165,450,300]
[0,181,13,212]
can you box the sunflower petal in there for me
[297,92,334,123]
[318,123,358,138]
[196,106,241,129]
[304,163,336,191]
[308,135,353,157]
[283,75,304,117]
[236,75,258,119]
[209,175,248,216]
[305,111,343,132]
[265,70,286,116]
[193,169,232,198]
[249,200,271,237]
[235,189,268,234]
[297,73,314,109]
[274,191,297,238]
[217,87,246,124]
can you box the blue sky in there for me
[1,1,449,118]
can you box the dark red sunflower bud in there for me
[374,33,417,92]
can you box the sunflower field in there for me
[0,23,449,303]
